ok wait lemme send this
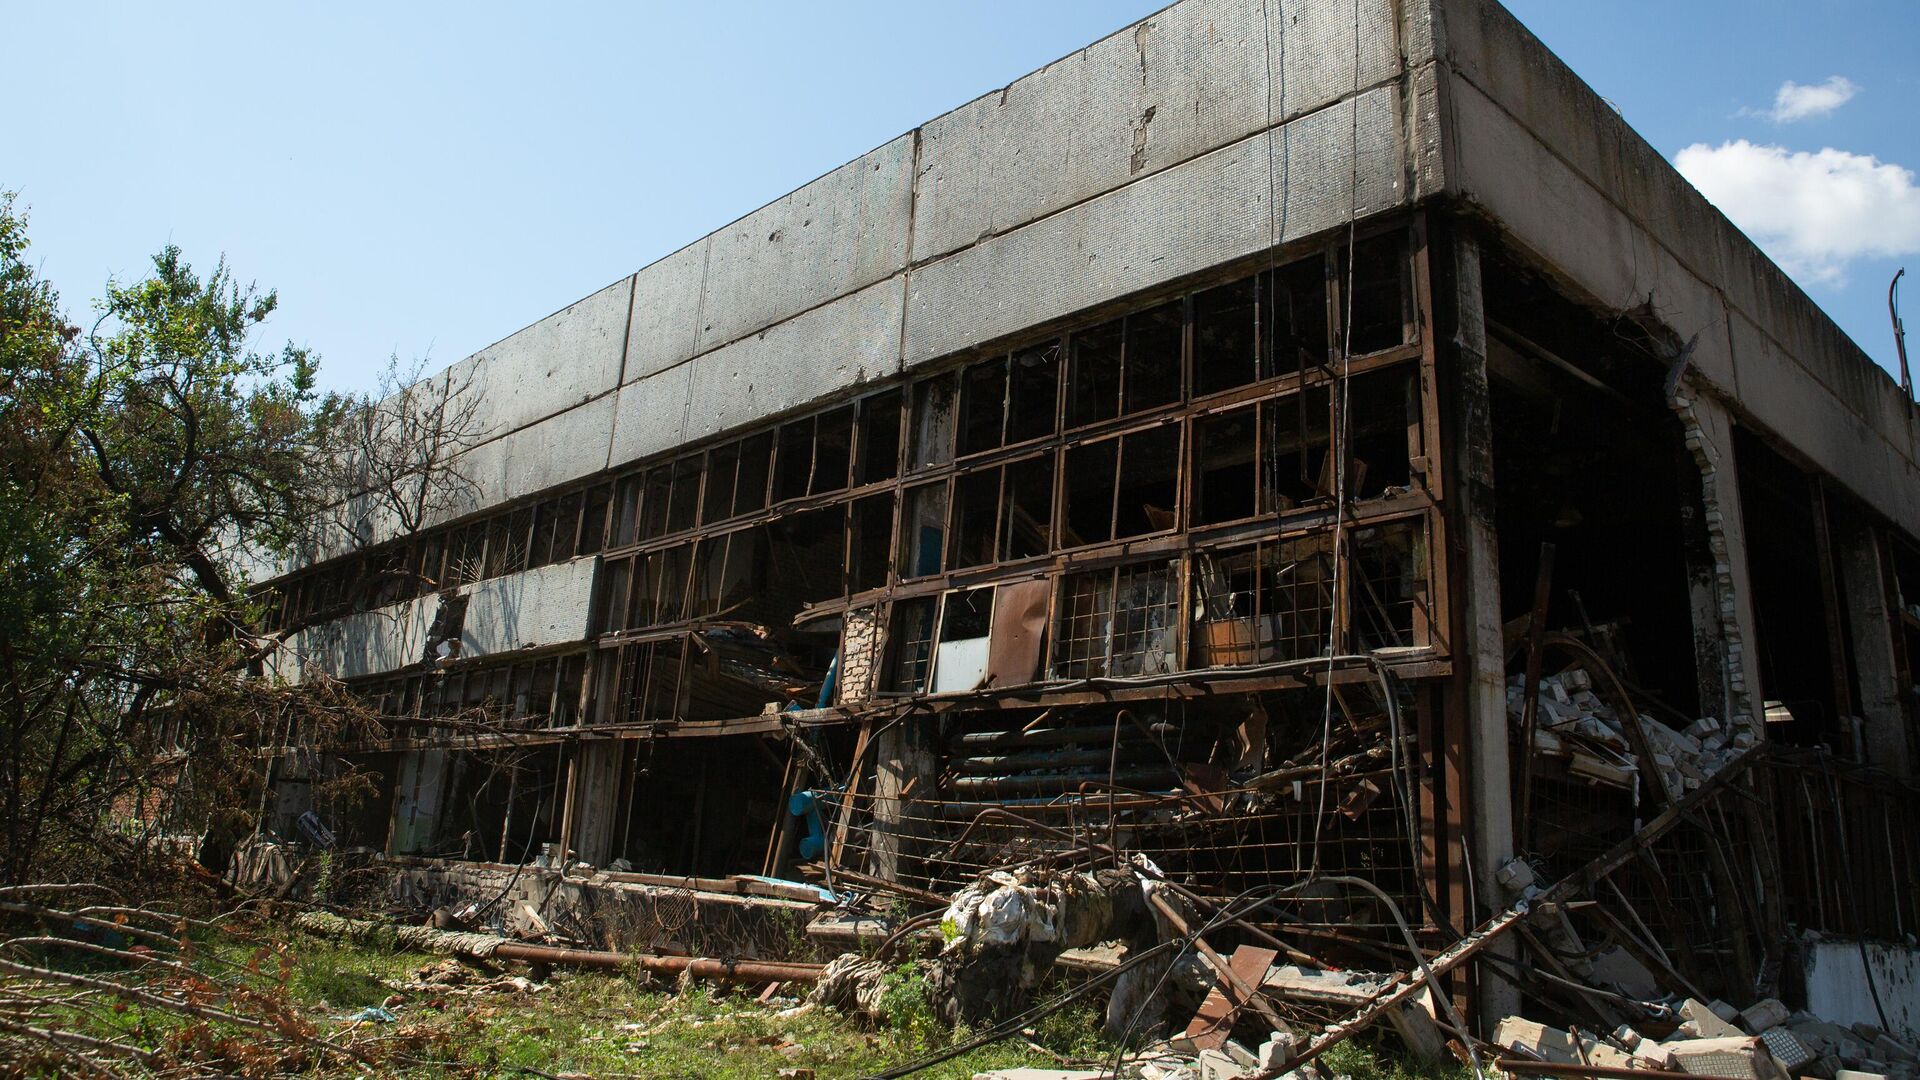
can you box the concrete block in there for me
[1876,1037,1918,1064]
[605,360,694,468]
[1198,1047,1248,1080]
[436,394,617,525]
[1681,999,1747,1039]
[1760,1029,1819,1074]
[1665,1035,1775,1080]
[1258,1033,1297,1070]
[911,0,1408,265]
[1493,1017,1636,1070]
[1743,1000,1792,1033]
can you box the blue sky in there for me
[7,1,1918,395]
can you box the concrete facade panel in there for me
[904,85,1404,366]
[438,394,618,525]
[909,0,1401,265]
[694,134,914,354]
[277,593,433,683]
[910,0,1268,264]
[680,275,905,447]
[605,356,696,468]
[439,276,634,444]
[459,556,599,657]
[623,237,710,384]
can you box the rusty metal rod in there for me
[488,941,822,983]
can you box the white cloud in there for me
[1764,76,1859,123]
[1674,140,1920,286]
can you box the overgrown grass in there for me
[16,921,1469,1079]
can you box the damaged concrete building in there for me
[257,0,1920,1041]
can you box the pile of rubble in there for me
[1507,667,1753,799]
[1492,995,1920,1080]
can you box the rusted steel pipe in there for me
[292,911,822,984]
[489,941,822,983]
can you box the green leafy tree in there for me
[0,193,455,884]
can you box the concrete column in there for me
[869,716,939,883]
[1440,231,1521,1027]
[1835,513,1913,776]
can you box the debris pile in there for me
[1490,996,1920,1080]
[1507,667,1752,798]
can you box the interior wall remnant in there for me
[1669,379,1759,730]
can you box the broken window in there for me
[767,505,846,607]
[1124,301,1183,415]
[856,389,902,486]
[595,638,689,726]
[1264,386,1333,512]
[1008,341,1062,444]
[813,406,854,495]
[1001,454,1054,560]
[579,483,611,555]
[774,420,813,503]
[949,454,1054,570]
[1068,318,1124,428]
[612,473,644,548]
[898,482,948,579]
[1191,535,1336,666]
[702,441,740,526]
[536,492,578,565]
[1270,255,1329,378]
[908,374,957,471]
[886,597,937,693]
[1193,276,1260,397]
[449,523,486,586]
[627,543,694,629]
[933,587,994,693]
[949,469,1000,570]
[1115,425,1180,539]
[958,357,1008,457]
[734,432,772,516]
[666,456,701,534]
[1053,559,1181,678]
[595,555,634,634]
[1350,520,1429,651]
[1192,404,1261,526]
[1342,364,1421,500]
[1061,438,1118,548]
[640,463,673,541]
[1343,232,1413,356]
[848,493,894,594]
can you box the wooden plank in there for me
[1180,943,1281,1052]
